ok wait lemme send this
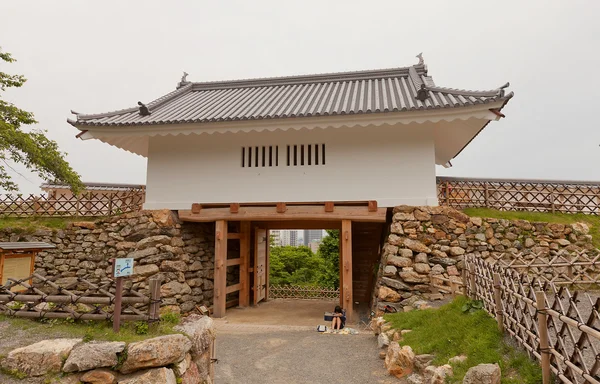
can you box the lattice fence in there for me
[269,285,339,300]
[437,177,600,214]
[465,255,600,384]
[0,273,160,323]
[0,189,145,217]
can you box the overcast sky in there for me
[1,0,599,194]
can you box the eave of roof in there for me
[68,61,512,129]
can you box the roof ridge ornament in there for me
[177,71,191,89]
[416,52,424,66]
[138,101,151,116]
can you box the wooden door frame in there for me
[212,218,354,321]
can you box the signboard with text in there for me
[114,258,134,278]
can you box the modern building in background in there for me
[303,230,324,246]
[279,230,300,247]
[270,230,282,246]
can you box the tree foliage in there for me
[269,230,340,288]
[0,48,83,192]
[316,230,340,288]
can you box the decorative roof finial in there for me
[416,52,424,66]
[177,71,191,89]
[138,101,151,116]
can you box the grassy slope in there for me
[0,217,100,232]
[463,208,600,248]
[0,313,180,344]
[385,296,542,384]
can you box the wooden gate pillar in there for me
[213,220,228,318]
[239,221,251,307]
[340,219,353,321]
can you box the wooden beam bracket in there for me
[324,201,334,212]
[191,203,202,214]
[230,203,240,213]
[276,202,286,213]
[368,200,378,212]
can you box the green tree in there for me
[0,48,82,192]
[316,230,340,288]
[269,245,324,286]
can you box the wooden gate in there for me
[253,228,268,305]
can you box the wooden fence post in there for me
[484,183,489,208]
[535,291,552,384]
[462,264,468,296]
[469,263,477,299]
[148,277,161,321]
[492,273,504,333]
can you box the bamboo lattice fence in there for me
[437,177,600,214]
[0,190,145,217]
[465,254,600,384]
[269,284,339,300]
[0,273,161,324]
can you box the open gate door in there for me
[253,228,268,305]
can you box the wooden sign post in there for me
[112,258,134,332]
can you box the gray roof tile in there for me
[70,63,512,127]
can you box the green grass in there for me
[0,216,101,232]
[0,312,181,344]
[463,208,600,248]
[384,296,542,383]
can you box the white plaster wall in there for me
[143,124,438,209]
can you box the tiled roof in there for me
[69,63,512,127]
[0,242,56,250]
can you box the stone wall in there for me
[1,314,215,384]
[374,205,595,312]
[1,210,216,313]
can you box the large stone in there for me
[128,247,159,260]
[181,361,202,384]
[429,257,457,266]
[133,264,159,277]
[161,260,188,272]
[431,264,445,275]
[382,277,411,291]
[413,209,431,221]
[424,364,453,384]
[399,248,413,258]
[463,363,501,384]
[388,234,404,246]
[385,342,415,378]
[378,286,402,302]
[399,269,430,284]
[383,265,398,277]
[1,338,81,377]
[120,335,192,374]
[404,239,431,253]
[449,247,465,256]
[63,341,125,372]
[394,212,415,221]
[136,235,172,250]
[119,367,177,384]
[388,256,413,268]
[413,263,430,274]
[572,222,590,235]
[414,354,435,371]
[391,222,404,235]
[174,314,216,356]
[378,332,390,348]
[161,281,192,297]
[470,217,483,226]
[73,221,96,230]
[80,369,117,384]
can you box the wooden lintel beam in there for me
[226,283,241,294]
[324,201,334,212]
[226,258,241,266]
[191,203,202,214]
[227,233,242,240]
[179,205,387,223]
[230,203,240,213]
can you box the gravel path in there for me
[214,323,395,384]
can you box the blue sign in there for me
[114,258,134,278]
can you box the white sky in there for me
[1,0,599,194]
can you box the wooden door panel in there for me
[254,228,267,304]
